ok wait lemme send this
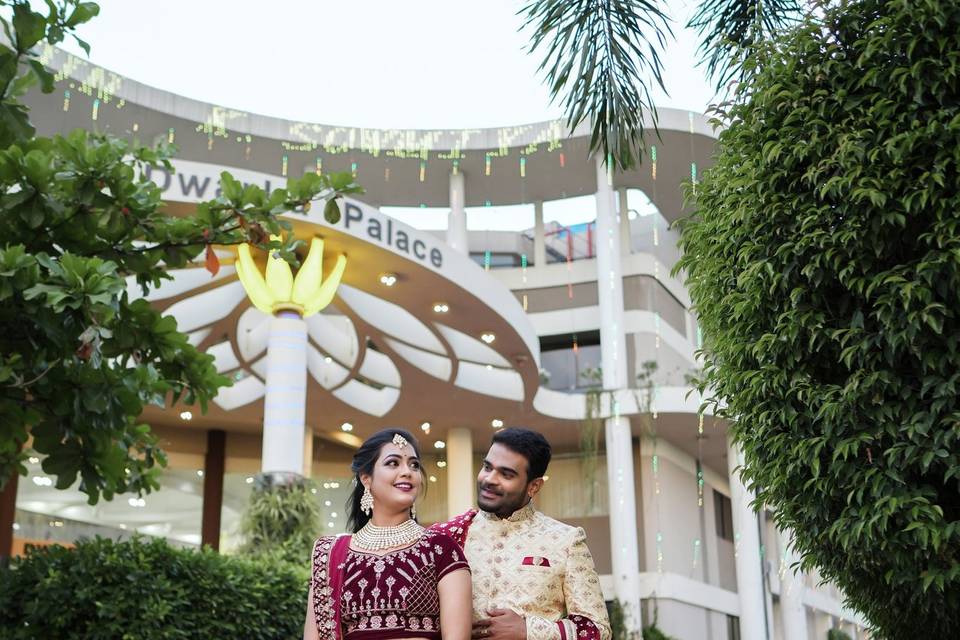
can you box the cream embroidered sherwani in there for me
[435,504,611,640]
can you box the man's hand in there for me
[471,608,526,639]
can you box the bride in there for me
[304,428,472,640]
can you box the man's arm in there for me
[525,527,611,640]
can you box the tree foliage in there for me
[520,0,802,168]
[677,0,960,635]
[0,0,361,503]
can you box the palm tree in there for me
[521,0,804,169]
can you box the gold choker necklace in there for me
[354,519,424,551]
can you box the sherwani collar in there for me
[480,501,535,524]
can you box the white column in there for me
[533,200,546,267]
[595,155,642,634]
[617,188,632,256]
[261,313,308,476]
[727,435,768,640]
[447,171,469,254]
[302,426,314,478]
[779,528,809,640]
[446,427,474,518]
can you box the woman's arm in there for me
[303,587,320,640]
[438,568,472,640]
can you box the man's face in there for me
[476,443,542,517]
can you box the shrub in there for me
[677,0,960,636]
[239,474,321,566]
[0,536,308,639]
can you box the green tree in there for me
[0,0,360,503]
[520,0,802,169]
[677,0,960,635]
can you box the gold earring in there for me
[411,501,417,519]
[360,485,373,515]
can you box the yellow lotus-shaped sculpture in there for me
[235,236,347,317]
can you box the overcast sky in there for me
[60,0,716,129]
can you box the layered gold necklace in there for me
[354,519,424,551]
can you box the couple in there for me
[303,427,611,640]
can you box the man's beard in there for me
[477,483,529,517]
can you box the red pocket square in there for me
[522,556,551,567]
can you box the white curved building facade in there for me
[6,44,870,640]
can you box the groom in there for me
[432,428,611,640]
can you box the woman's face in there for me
[362,441,422,514]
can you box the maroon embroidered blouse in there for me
[313,529,470,640]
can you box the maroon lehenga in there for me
[310,529,469,639]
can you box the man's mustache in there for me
[479,484,502,496]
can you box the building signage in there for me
[146,159,443,270]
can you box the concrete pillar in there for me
[201,429,226,551]
[595,155,642,634]
[728,436,769,640]
[779,528,809,640]
[447,172,469,254]
[261,312,308,476]
[0,469,19,564]
[446,427,474,518]
[533,201,546,267]
[303,427,314,478]
[617,188,632,256]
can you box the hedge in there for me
[0,536,308,639]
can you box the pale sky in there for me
[58,0,715,231]
[60,0,716,129]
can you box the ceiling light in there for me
[420,422,431,434]
[543,475,550,482]
[429,475,437,483]
[379,273,398,287]
[330,482,340,488]
[324,356,333,364]
[433,302,449,313]
[480,332,496,344]
[196,470,204,477]
[32,476,52,487]
[245,476,254,484]
[128,497,146,508]
[327,521,335,528]
[310,488,318,494]
[119,524,128,530]
[323,482,330,489]
[330,512,337,518]
[486,364,493,370]
[491,419,504,428]
[437,460,447,468]
[341,422,353,432]
[324,500,332,507]
[28,456,39,464]
[179,411,193,421]
[434,440,446,449]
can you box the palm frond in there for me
[521,0,672,170]
[687,0,803,91]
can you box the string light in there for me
[91,98,99,120]
[483,250,491,271]
[167,128,175,144]
[419,159,426,182]
[316,157,323,175]
[521,254,528,283]
[651,146,657,181]
[522,293,528,311]
[692,538,701,572]
[656,531,664,573]
[559,152,566,168]
[696,460,705,508]
[452,159,459,175]
[485,154,491,176]
[62,89,70,111]
[520,156,526,178]
[351,161,358,177]
[384,166,390,181]
[281,155,288,177]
